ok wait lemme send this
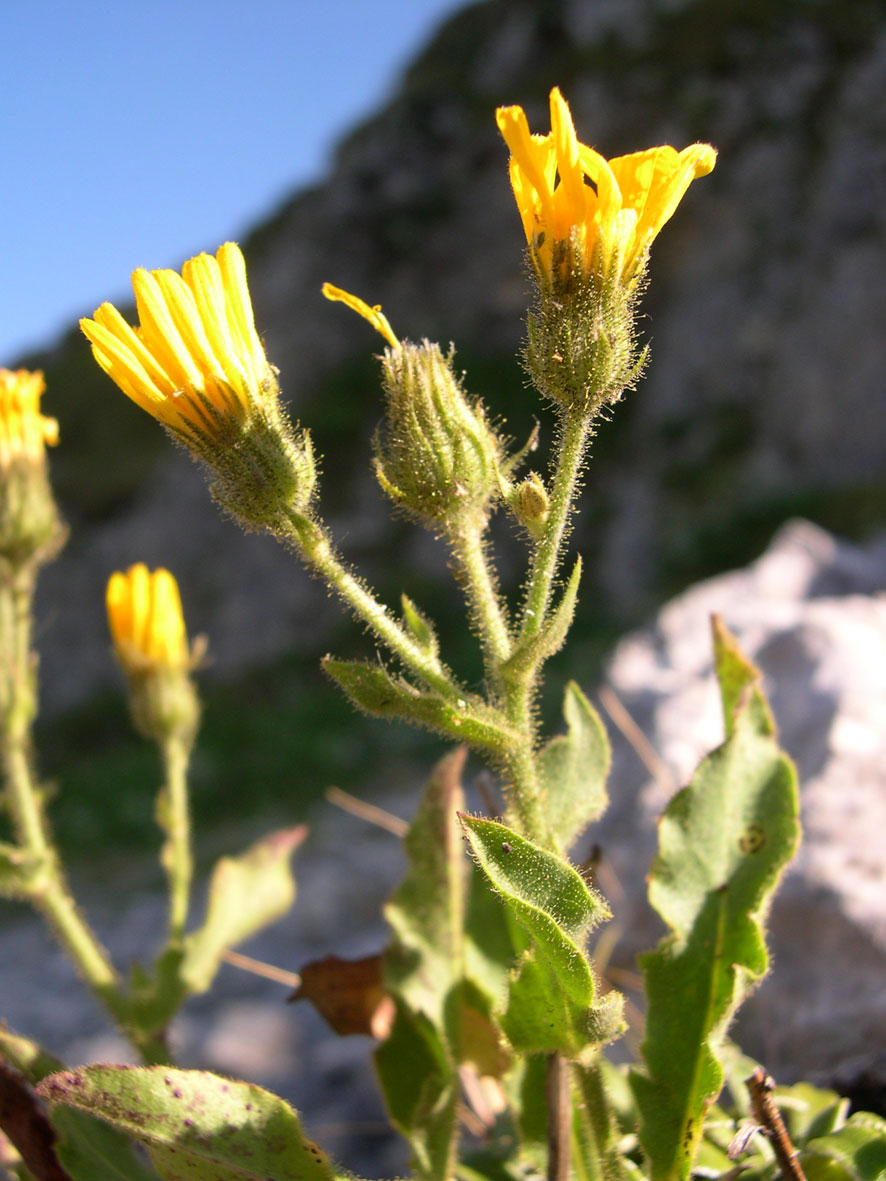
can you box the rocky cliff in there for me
[18,0,886,714]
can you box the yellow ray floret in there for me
[0,369,59,468]
[107,564,190,672]
[322,283,400,350]
[497,88,716,282]
[81,243,271,435]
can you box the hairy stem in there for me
[448,520,511,683]
[521,409,590,641]
[283,509,462,699]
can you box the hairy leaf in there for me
[631,618,800,1181]
[37,1066,335,1181]
[0,1028,157,1181]
[501,557,582,676]
[401,593,439,657]
[181,826,305,995]
[459,815,618,1058]
[323,658,518,753]
[540,681,610,851]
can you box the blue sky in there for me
[2,0,465,364]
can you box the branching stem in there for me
[283,509,462,699]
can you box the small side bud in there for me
[509,472,550,539]
[376,341,503,533]
[106,565,201,747]
[0,370,64,567]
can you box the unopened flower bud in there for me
[322,284,503,533]
[81,243,315,531]
[106,564,201,745]
[0,369,64,566]
[510,472,550,539]
[376,341,502,531]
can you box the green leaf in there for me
[459,815,619,1058]
[401,593,439,657]
[803,1113,886,1181]
[501,952,623,1056]
[501,557,581,676]
[463,857,528,1013]
[712,614,775,739]
[384,746,467,1029]
[630,620,800,1181]
[180,826,305,995]
[323,658,518,754]
[0,1027,159,1181]
[539,681,610,851]
[37,1066,336,1181]
[375,1003,458,1181]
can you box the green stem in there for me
[161,736,193,943]
[521,410,590,641]
[497,409,591,847]
[0,563,122,1007]
[572,1059,630,1181]
[282,509,462,699]
[448,520,511,681]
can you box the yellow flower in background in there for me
[321,283,400,350]
[81,243,272,437]
[0,369,59,468]
[106,564,190,673]
[497,88,716,284]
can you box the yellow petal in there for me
[322,283,400,349]
[132,269,204,393]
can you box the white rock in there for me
[595,519,886,1085]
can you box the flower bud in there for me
[322,284,503,534]
[106,564,201,745]
[376,341,502,532]
[0,369,64,566]
[509,472,550,539]
[81,243,316,531]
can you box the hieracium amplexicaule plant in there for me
[1,87,878,1181]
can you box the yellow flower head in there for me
[81,243,272,437]
[497,88,716,284]
[321,283,400,350]
[106,564,190,673]
[0,369,59,468]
